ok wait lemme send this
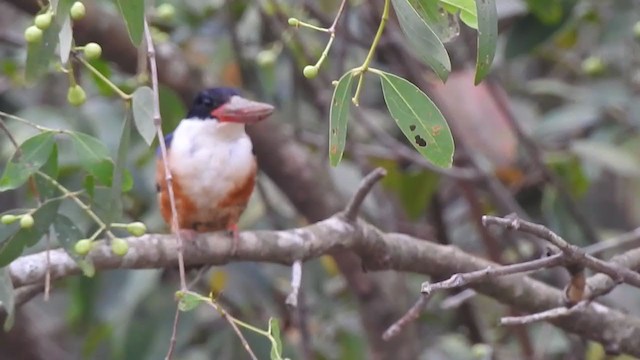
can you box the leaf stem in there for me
[76,55,132,101]
[352,0,390,106]
[0,111,70,134]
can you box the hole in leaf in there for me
[409,124,417,131]
[414,135,427,147]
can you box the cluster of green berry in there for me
[1,213,35,229]
[73,222,147,257]
[24,2,103,107]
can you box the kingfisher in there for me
[156,87,274,247]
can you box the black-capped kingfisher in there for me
[156,88,274,243]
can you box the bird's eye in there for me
[201,97,212,106]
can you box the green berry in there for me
[83,42,102,60]
[20,214,34,229]
[633,21,640,41]
[70,1,86,20]
[288,18,299,27]
[126,222,147,237]
[111,238,129,256]
[67,85,86,106]
[74,239,93,255]
[156,3,176,21]
[24,25,43,44]
[1,214,18,225]
[303,65,318,79]
[34,12,53,30]
[581,56,605,76]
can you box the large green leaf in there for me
[377,71,454,168]
[0,132,56,191]
[25,20,60,82]
[132,86,156,145]
[391,0,451,81]
[106,110,132,225]
[0,268,14,330]
[116,0,145,46]
[329,72,355,166]
[68,131,133,190]
[474,0,497,84]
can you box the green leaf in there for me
[25,23,60,82]
[106,110,132,225]
[88,59,114,96]
[0,268,14,330]
[53,215,95,276]
[159,86,186,134]
[410,0,461,43]
[58,16,72,64]
[377,71,454,168]
[0,199,61,266]
[0,132,56,192]
[268,317,283,360]
[391,0,451,81]
[441,0,477,29]
[177,291,203,312]
[116,0,145,46]
[474,0,497,84]
[33,143,60,199]
[329,72,355,166]
[68,131,133,190]
[132,86,156,145]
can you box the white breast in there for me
[168,119,255,211]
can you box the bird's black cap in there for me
[186,87,241,120]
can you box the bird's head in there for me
[186,87,274,125]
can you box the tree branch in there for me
[8,215,640,356]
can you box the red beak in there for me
[211,95,274,124]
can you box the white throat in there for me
[168,118,255,207]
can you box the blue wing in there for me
[156,132,174,156]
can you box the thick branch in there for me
[8,216,640,356]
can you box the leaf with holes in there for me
[378,71,454,168]
[391,0,451,81]
[132,86,156,145]
[0,132,56,192]
[474,0,497,84]
[116,0,145,45]
[329,72,355,166]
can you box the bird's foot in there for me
[226,223,239,257]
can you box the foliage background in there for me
[1,0,640,359]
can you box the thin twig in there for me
[585,227,640,257]
[343,167,387,221]
[164,305,181,360]
[500,301,589,326]
[0,117,20,151]
[383,253,564,340]
[382,291,434,341]
[422,253,565,294]
[286,260,302,308]
[143,19,187,291]
[483,215,640,289]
